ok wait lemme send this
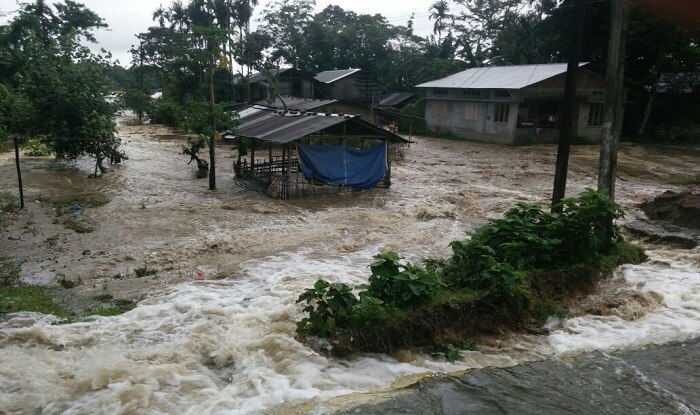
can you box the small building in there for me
[415,63,607,144]
[248,68,315,102]
[314,68,381,103]
[231,105,408,199]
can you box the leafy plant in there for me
[22,139,51,156]
[296,279,358,337]
[365,252,444,307]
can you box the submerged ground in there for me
[1,119,699,413]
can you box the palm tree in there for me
[429,0,452,41]
[168,0,189,32]
[152,3,168,28]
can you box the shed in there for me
[314,68,381,103]
[232,107,408,199]
[416,63,608,144]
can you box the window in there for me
[494,90,511,98]
[433,88,448,96]
[463,102,477,120]
[494,103,510,123]
[588,103,603,126]
[462,89,480,97]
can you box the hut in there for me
[232,105,408,199]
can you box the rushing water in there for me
[1,120,698,414]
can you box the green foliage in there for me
[0,258,22,287]
[121,87,153,120]
[0,1,120,168]
[0,286,73,319]
[152,99,185,127]
[296,190,635,346]
[296,279,359,337]
[22,139,52,156]
[366,252,444,308]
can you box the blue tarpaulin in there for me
[297,143,387,189]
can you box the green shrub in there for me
[296,280,358,337]
[22,139,52,156]
[151,99,184,127]
[365,252,444,308]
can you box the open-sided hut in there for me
[232,105,408,199]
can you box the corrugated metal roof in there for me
[416,63,588,90]
[379,92,414,106]
[234,109,409,144]
[249,68,289,84]
[314,68,361,84]
[255,96,338,111]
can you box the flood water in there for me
[0,119,699,414]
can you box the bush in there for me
[151,99,185,127]
[22,139,51,156]
[295,190,632,342]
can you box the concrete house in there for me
[415,63,608,144]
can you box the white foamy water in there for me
[548,248,700,354]
[1,247,492,414]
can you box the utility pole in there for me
[598,0,630,248]
[208,50,217,191]
[13,136,25,209]
[551,0,586,212]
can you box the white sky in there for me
[0,0,454,66]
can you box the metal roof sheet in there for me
[254,96,338,111]
[234,109,409,144]
[314,68,361,84]
[379,92,415,106]
[249,68,289,84]
[416,63,588,90]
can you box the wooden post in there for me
[268,142,273,174]
[551,0,585,212]
[385,140,392,186]
[281,143,286,175]
[250,139,255,173]
[598,0,629,250]
[13,136,25,209]
[208,52,216,190]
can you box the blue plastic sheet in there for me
[297,143,387,189]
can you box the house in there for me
[248,68,315,102]
[314,68,381,103]
[415,63,608,144]
[231,104,408,199]
[378,92,415,108]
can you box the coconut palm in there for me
[429,0,452,41]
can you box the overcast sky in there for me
[0,0,454,66]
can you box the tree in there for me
[429,0,453,41]
[0,1,121,178]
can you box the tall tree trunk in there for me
[638,82,657,139]
[208,52,217,190]
[551,0,585,212]
[598,0,630,250]
[13,136,25,210]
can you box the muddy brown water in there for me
[1,118,699,413]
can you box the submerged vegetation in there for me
[296,190,645,354]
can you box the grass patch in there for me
[62,217,97,233]
[41,192,111,209]
[89,299,136,317]
[0,286,74,319]
[0,196,21,213]
[57,275,81,289]
[0,258,22,286]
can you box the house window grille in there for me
[588,103,604,126]
[462,89,480,97]
[494,103,510,123]
[433,89,448,96]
